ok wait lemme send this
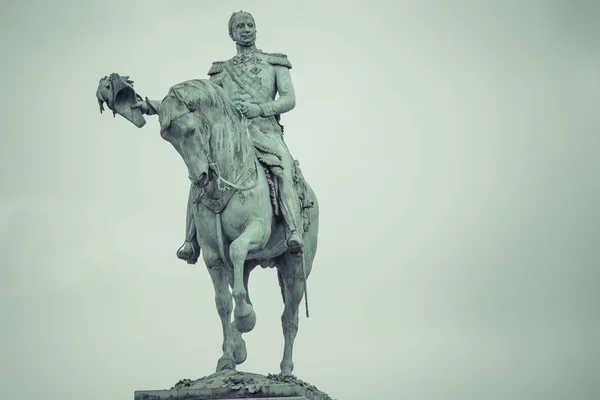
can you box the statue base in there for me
[134,370,334,400]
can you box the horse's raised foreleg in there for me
[228,261,256,366]
[206,261,236,372]
[278,255,307,376]
[229,219,267,333]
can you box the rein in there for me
[209,155,259,192]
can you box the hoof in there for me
[232,328,247,365]
[216,355,236,372]
[234,308,257,333]
[280,361,294,376]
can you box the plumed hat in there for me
[96,73,146,128]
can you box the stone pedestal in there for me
[134,370,334,400]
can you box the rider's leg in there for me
[277,154,304,251]
[177,185,201,263]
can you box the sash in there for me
[223,61,273,104]
[223,60,285,132]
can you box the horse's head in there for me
[159,80,240,188]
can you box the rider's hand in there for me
[238,102,262,119]
[131,101,149,114]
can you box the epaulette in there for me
[207,61,225,76]
[267,53,292,69]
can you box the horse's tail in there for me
[301,251,309,318]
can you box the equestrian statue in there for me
[95,11,319,377]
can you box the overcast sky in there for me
[1,1,599,399]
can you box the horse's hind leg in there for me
[230,219,268,333]
[206,261,236,372]
[278,253,307,376]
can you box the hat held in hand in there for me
[96,73,146,128]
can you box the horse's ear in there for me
[98,99,105,113]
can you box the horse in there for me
[156,79,319,376]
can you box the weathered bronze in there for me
[96,11,319,378]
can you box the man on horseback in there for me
[175,10,304,263]
[101,11,319,377]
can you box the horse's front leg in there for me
[230,219,268,333]
[205,251,236,372]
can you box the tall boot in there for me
[177,185,201,264]
[277,177,303,251]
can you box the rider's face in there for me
[230,14,256,46]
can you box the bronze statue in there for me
[96,11,319,377]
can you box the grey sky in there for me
[1,1,599,399]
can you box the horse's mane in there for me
[159,79,240,136]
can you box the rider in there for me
[175,10,304,263]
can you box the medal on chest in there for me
[232,53,263,71]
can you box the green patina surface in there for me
[96,11,327,396]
